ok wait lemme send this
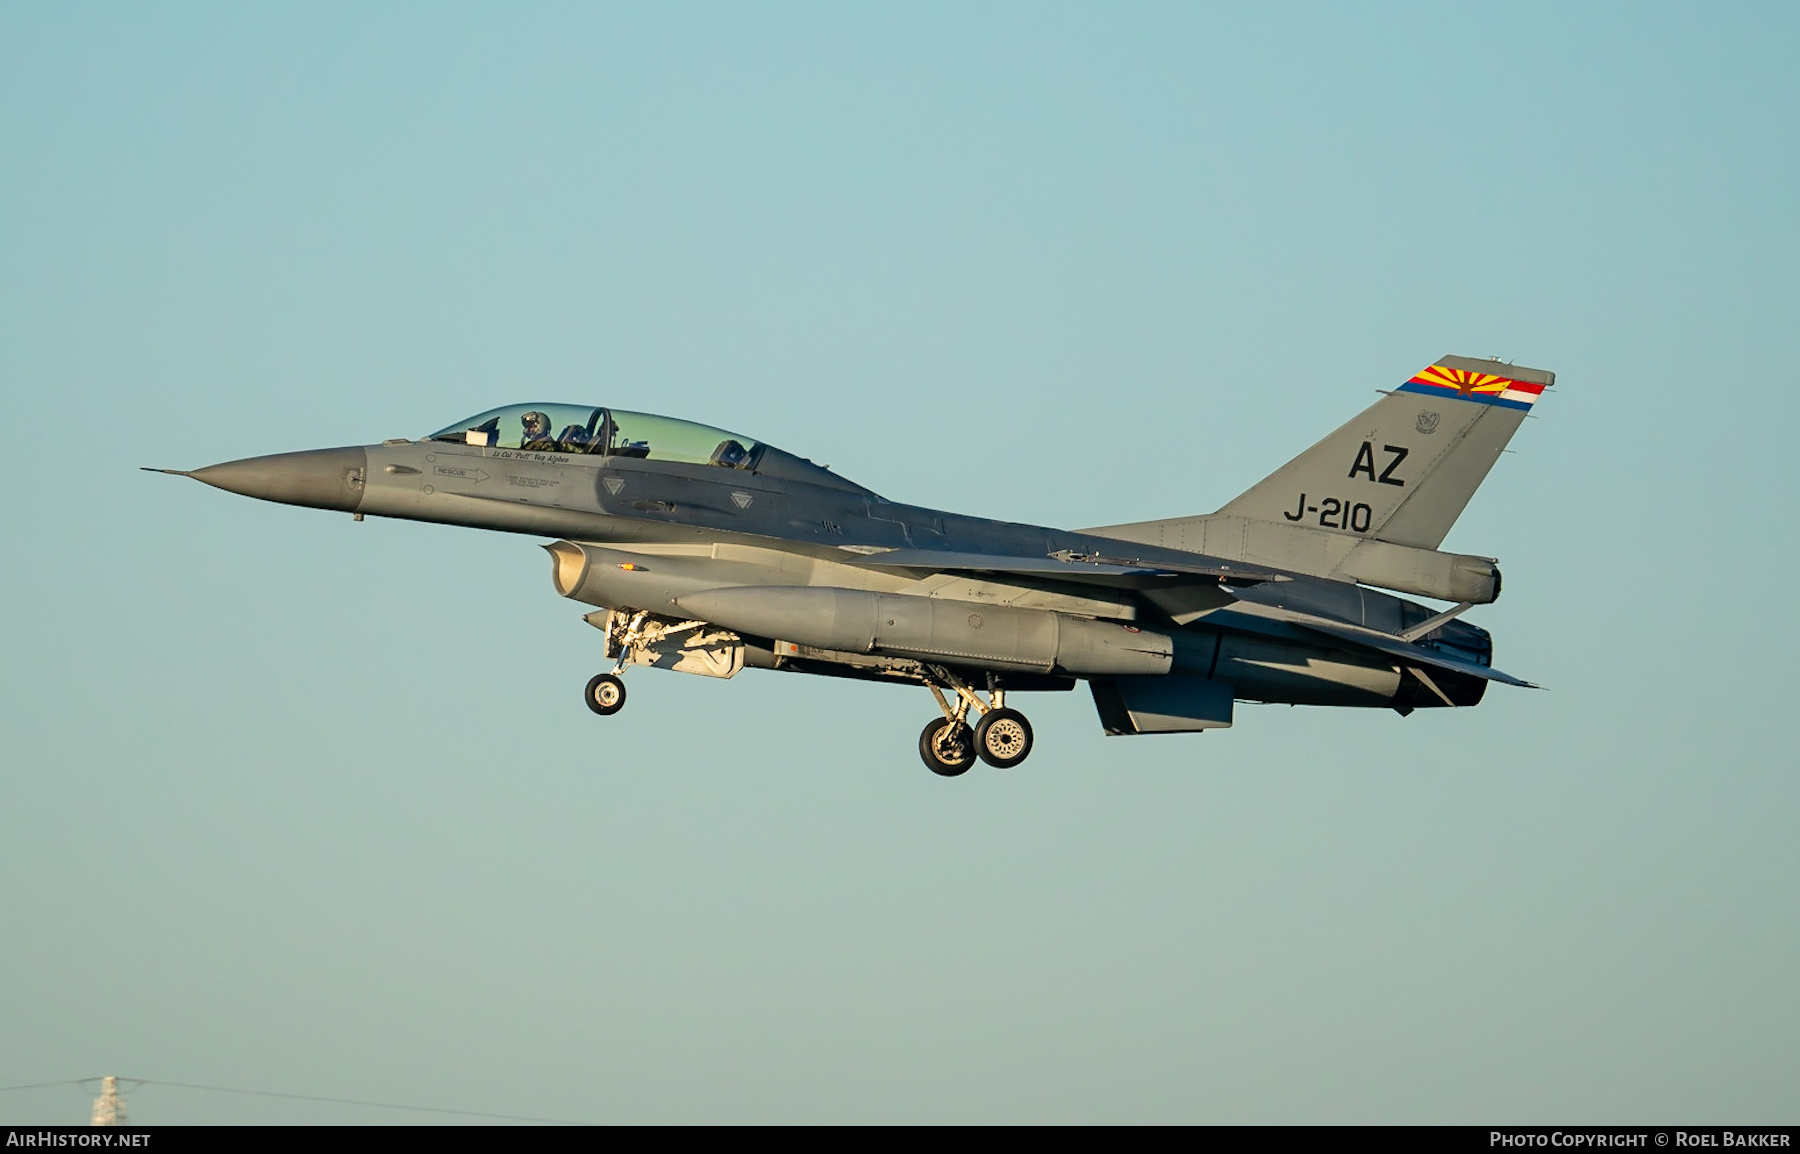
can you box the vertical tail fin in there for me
[1214,355,1553,549]
[1080,355,1554,601]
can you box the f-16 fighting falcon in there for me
[151,355,1551,776]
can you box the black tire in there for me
[585,673,627,716]
[973,708,1033,768]
[919,718,975,777]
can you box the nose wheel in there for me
[917,667,1033,776]
[585,672,627,716]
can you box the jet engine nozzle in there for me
[187,447,368,513]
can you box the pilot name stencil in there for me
[490,449,572,464]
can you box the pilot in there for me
[520,411,558,452]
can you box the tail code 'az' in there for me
[1349,441,1408,487]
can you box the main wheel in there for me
[919,718,976,777]
[973,708,1033,768]
[585,673,627,716]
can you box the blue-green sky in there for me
[3,2,1797,1123]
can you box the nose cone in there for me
[189,446,368,512]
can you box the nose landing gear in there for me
[582,608,648,716]
[580,608,727,717]
[918,667,1034,776]
[582,608,667,717]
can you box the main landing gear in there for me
[919,717,975,776]
[919,667,1034,776]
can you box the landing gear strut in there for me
[917,667,1034,775]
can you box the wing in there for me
[844,548,1537,688]
[847,547,1290,590]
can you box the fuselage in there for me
[185,429,1493,713]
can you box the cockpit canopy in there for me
[428,404,761,469]
[425,403,876,495]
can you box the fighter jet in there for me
[151,354,1551,775]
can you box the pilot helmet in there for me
[521,411,551,435]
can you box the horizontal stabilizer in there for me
[1204,598,1538,689]
[1296,619,1538,689]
